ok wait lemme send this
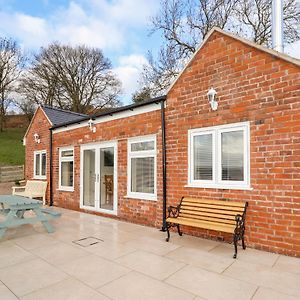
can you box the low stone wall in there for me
[0,165,24,183]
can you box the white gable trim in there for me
[166,27,300,94]
[40,107,53,126]
[23,106,53,145]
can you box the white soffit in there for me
[52,102,161,134]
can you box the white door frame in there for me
[80,141,118,215]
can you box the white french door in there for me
[80,141,118,215]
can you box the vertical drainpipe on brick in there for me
[160,99,167,231]
[49,128,53,206]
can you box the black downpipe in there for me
[49,129,53,206]
[160,100,167,231]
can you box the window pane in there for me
[41,153,46,176]
[193,134,213,180]
[131,157,154,194]
[61,161,73,187]
[221,130,244,181]
[83,150,95,206]
[62,150,73,157]
[131,141,154,151]
[35,153,40,176]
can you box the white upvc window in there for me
[34,150,46,179]
[127,135,157,201]
[59,147,74,191]
[188,122,250,190]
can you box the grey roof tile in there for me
[41,105,87,126]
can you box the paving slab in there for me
[0,207,299,300]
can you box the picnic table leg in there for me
[0,228,6,239]
[0,209,18,239]
[33,208,54,233]
[16,210,25,218]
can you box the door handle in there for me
[97,174,100,182]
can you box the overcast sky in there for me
[0,0,299,105]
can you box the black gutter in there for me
[49,129,53,206]
[50,95,166,130]
[160,100,167,231]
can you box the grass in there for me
[0,128,26,166]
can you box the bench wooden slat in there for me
[180,208,237,221]
[166,217,235,233]
[181,202,245,212]
[179,213,236,225]
[180,205,243,215]
[184,198,245,207]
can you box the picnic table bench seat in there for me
[40,208,61,218]
[165,197,248,258]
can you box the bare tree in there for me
[19,67,61,108]
[132,86,153,103]
[0,38,24,131]
[16,96,36,122]
[138,0,300,97]
[19,43,122,114]
[235,0,300,45]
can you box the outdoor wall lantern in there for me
[33,133,40,144]
[207,87,218,111]
[88,119,97,133]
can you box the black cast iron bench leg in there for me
[177,224,182,236]
[233,234,238,259]
[242,237,246,250]
[166,223,170,242]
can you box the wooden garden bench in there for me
[165,197,248,258]
[12,180,47,204]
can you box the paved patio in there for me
[0,207,299,300]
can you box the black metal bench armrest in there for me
[234,214,245,234]
[167,205,180,218]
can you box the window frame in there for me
[188,122,250,190]
[127,135,157,201]
[33,150,47,180]
[59,146,74,192]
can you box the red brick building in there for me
[24,28,300,257]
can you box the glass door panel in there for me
[99,147,114,211]
[81,142,117,214]
[83,149,96,207]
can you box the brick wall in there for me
[25,107,51,202]
[52,109,163,227]
[166,31,300,257]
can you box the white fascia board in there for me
[53,103,161,134]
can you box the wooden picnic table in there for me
[0,195,61,238]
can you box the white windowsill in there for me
[58,187,74,192]
[185,184,253,191]
[33,176,46,180]
[124,194,157,201]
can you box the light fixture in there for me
[88,119,96,133]
[33,133,40,144]
[207,87,218,111]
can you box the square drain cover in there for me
[72,237,103,247]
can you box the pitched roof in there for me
[50,95,166,129]
[41,105,87,126]
[167,27,300,93]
